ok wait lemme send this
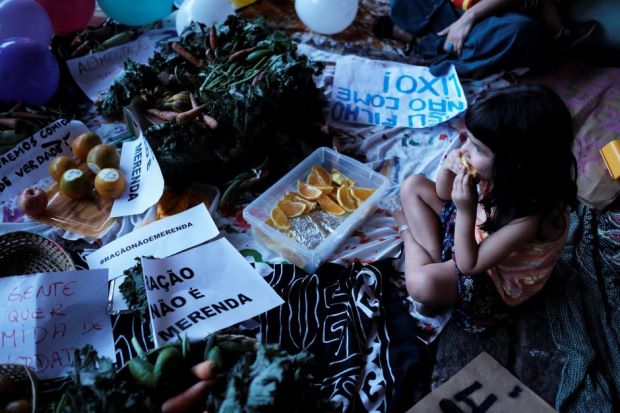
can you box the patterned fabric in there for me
[545,205,620,412]
[439,202,511,333]
[474,205,569,306]
[258,261,423,413]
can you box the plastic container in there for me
[243,147,389,273]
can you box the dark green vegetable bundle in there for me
[98,16,327,203]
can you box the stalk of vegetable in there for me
[171,42,202,68]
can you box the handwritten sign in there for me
[408,352,557,413]
[0,269,114,380]
[0,120,89,203]
[110,134,164,217]
[330,56,467,129]
[66,37,156,102]
[142,238,284,347]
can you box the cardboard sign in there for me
[86,203,218,281]
[330,56,467,128]
[142,238,284,347]
[0,269,115,380]
[408,352,557,413]
[0,120,89,203]
[67,37,156,102]
[110,134,164,218]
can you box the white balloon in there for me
[176,0,235,36]
[295,0,358,35]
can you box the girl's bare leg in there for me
[395,210,457,306]
[400,175,445,262]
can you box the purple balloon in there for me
[0,0,53,45]
[0,37,59,105]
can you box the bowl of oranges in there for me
[243,147,389,273]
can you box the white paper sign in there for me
[0,269,115,380]
[142,238,284,347]
[87,203,218,280]
[67,37,156,102]
[0,120,89,203]
[110,134,164,218]
[330,56,467,128]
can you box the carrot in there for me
[171,42,202,67]
[205,48,215,62]
[189,94,218,129]
[191,360,216,380]
[0,118,20,129]
[146,108,178,122]
[176,104,206,125]
[227,46,257,63]
[209,26,217,51]
[161,380,215,413]
[9,112,52,121]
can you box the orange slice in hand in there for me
[350,186,375,206]
[297,180,322,200]
[271,206,291,231]
[318,195,345,216]
[277,200,306,217]
[310,165,332,186]
[336,186,357,212]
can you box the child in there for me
[396,84,577,333]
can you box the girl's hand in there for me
[442,148,466,175]
[452,170,478,213]
[438,14,475,55]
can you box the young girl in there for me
[397,84,577,333]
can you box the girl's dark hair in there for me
[464,84,577,233]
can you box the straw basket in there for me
[0,364,38,412]
[0,231,75,277]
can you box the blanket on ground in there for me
[545,205,620,412]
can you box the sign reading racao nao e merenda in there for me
[329,56,468,129]
[141,238,283,347]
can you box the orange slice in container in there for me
[350,187,375,206]
[265,218,275,227]
[310,165,332,186]
[331,168,354,187]
[270,206,291,230]
[277,200,306,217]
[284,192,316,211]
[318,195,345,216]
[315,185,334,195]
[336,186,357,212]
[297,180,322,200]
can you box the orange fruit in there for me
[307,171,324,187]
[265,218,275,228]
[284,192,316,211]
[318,195,345,216]
[297,180,322,200]
[271,206,291,231]
[49,156,78,182]
[336,186,357,212]
[87,144,120,173]
[310,165,332,186]
[331,168,354,187]
[350,186,375,205]
[71,132,101,161]
[59,169,91,199]
[94,168,126,199]
[277,200,306,217]
[315,185,334,195]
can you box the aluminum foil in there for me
[288,210,349,250]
